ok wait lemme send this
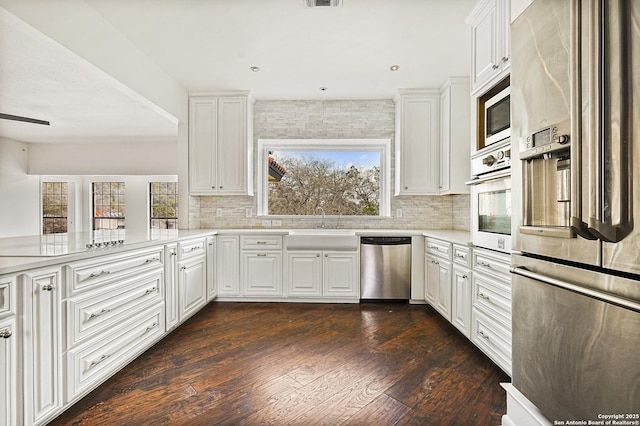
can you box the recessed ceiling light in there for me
[390,65,400,71]
[249,66,260,72]
[319,87,328,91]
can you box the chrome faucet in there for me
[314,206,325,228]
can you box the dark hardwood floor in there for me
[50,302,509,425]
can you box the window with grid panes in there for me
[150,182,178,229]
[42,182,68,234]
[92,182,125,230]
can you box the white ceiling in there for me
[0,0,474,144]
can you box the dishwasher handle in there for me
[360,237,411,245]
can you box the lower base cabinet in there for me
[178,256,207,321]
[0,316,17,426]
[286,251,359,299]
[451,265,472,338]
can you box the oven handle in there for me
[511,266,640,313]
[465,170,510,186]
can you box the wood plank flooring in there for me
[50,302,509,425]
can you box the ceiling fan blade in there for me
[0,113,50,126]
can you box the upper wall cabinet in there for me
[394,89,440,195]
[439,77,471,194]
[189,93,254,196]
[466,0,511,96]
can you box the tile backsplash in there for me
[189,99,470,231]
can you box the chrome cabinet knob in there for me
[0,328,11,339]
[42,284,54,291]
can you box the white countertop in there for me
[0,228,471,275]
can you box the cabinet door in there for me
[323,252,359,298]
[0,317,16,426]
[424,253,438,304]
[396,92,440,195]
[178,257,207,322]
[206,237,217,301]
[439,78,471,195]
[216,236,240,296]
[241,252,282,297]
[287,252,322,297]
[470,0,500,92]
[164,244,179,331]
[22,268,62,425]
[189,98,218,195]
[452,266,472,338]
[217,97,247,194]
[434,258,452,321]
[439,84,452,193]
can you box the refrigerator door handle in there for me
[569,0,598,241]
[510,266,640,313]
[586,0,632,243]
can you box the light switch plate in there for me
[245,208,252,218]
[272,219,282,227]
[216,208,223,217]
[261,220,272,227]
[396,208,403,218]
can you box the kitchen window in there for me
[150,182,178,229]
[257,139,391,217]
[92,182,125,230]
[42,181,68,234]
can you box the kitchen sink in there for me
[285,230,358,251]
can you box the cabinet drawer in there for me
[472,273,511,324]
[472,307,512,376]
[473,249,511,281]
[425,237,451,260]
[66,270,164,348]
[452,244,472,267]
[0,276,15,317]
[178,239,206,261]
[66,247,164,296]
[241,235,283,250]
[66,304,164,402]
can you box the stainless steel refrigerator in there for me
[510,0,640,422]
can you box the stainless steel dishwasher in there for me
[360,236,411,300]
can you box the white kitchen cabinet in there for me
[286,250,359,300]
[241,235,283,297]
[189,94,254,195]
[439,77,471,194]
[216,236,240,296]
[466,0,511,95]
[424,253,438,305]
[286,252,323,297]
[0,275,17,426]
[424,238,453,321]
[394,89,440,195]
[452,265,472,338]
[22,267,63,426]
[433,257,453,321]
[471,247,512,375]
[206,236,217,301]
[323,252,359,298]
[178,239,208,322]
[165,244,179,331]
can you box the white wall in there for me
[28,141,178,175]
[0,138,40,237]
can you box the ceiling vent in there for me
[305,0,342,7]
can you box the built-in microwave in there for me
[484,86,510,147]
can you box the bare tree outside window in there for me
[150,182,178,229]
[42,182,68,234]
[268,152,380,216]
[93,182,125,230]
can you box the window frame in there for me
[257,138,391,217]
[149,181,179,229]
[92,181,126,230]
[41,181,69,234]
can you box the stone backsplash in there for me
[188,99,470,231]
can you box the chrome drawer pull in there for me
[42,284,54,291]
[144,322,158,333]
[256,241,268,245]
[477,292,491,301]
[189,246,202,252]
[89,353,111,369]
[89,270,111,278]
[143,287,157,296]
[89,308,111,320]
[0,327,11,339]
[478,331,490,341]
[477,261,492,268]
[428,245,440,251]
[257,253,267,257]
[455,253,466,259]
[144,257,160,263]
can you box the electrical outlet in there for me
[271,219,282,227]
[216,208,222,217]
[261,220,272,227]
[245,208,252,218]
[396,208,403,218]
